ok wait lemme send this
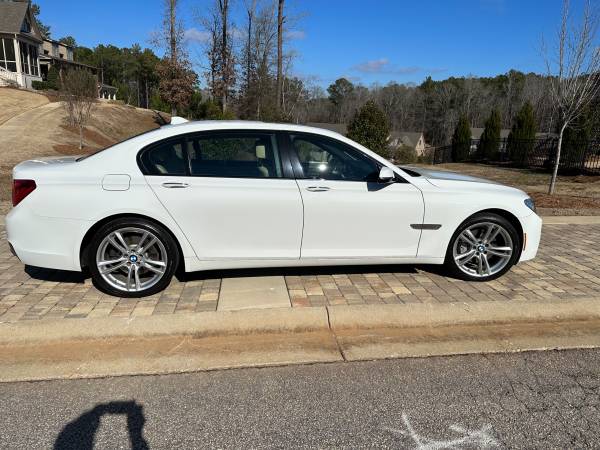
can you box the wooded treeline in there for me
[34,0,598,147]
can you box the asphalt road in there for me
[1,349,600,449]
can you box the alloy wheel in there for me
[95,227,168,292]
[452,221,514,278]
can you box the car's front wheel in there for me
[445,213,521,281]
[88,218,179,297]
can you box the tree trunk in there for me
[79,124,83,150]
[169,0,177,116]
[221,0,229,113]
[276,0,284,112]
[549,122,568,195]
[170,0,177,64]
[145,79,149,109]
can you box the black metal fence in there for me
[425,138,600,175]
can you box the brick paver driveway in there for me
[1,220,599,322]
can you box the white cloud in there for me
[184,28,210,44]
[352,58,446,75]
[286,30,306,40]
[353,58,390,73]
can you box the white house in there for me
[0,0,117,99]
[0,0,43,88]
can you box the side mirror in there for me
[378,166,395,183]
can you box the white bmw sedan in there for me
[7,121,542,297]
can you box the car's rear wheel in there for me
[88,218,178,297]
[445,213,520,281]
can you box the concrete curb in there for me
[327,298,600,331]
[0,307,329,345]
[1,298,599,345]
[541,216,600,224]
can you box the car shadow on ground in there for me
[178,264,446,282]
[25,265,87,284]
[24,263,448,285]
[53,400,148,450]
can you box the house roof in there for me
[471,127,511,140]
[0,1,42,41]
[389,131,423,148]
[306,122,348,136]
[0,1,28,33]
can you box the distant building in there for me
[388,131,426,155]
[0,0,116,99]
[0,0,43,88]
[306,123,429,156]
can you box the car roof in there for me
[161,120,346,138]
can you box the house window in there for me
[21,18,31,33]
[29,45,38,76]
[0,38,17,72]
[19,42,29,74]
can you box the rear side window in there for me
[139,140,186,176]
[186,133,283,178]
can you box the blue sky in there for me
[34,0,595,88]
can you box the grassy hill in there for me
[0,87,164,204]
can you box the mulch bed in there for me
[530,192,600,209]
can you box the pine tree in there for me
[347,101,390,157]
[507,102,536,165]
[451,115,471,161]
[478,109,501,160]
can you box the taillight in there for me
[12,179,36,206]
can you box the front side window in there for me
[187,133,283,178]
[139,140,186,176]
[290,134,379,182]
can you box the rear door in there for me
[287,132,424,259]
[141,131,303,260]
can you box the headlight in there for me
[524,198,536,212]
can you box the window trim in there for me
[282,131,407,183]
[137,130,295,179]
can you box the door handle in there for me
[162,182,190,189]
[306,186,330,192]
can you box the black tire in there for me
[88,217,179,298]
[444,212,521,282]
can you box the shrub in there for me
[478,109,501,159]
[32,80,55,91]
[507,102,536,165]
[393,145,418,164]
[451,115,471,161]
[347,100,390,157]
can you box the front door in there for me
[288,133,424,259]
[142,132,303,260]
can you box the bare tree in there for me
[198,0,236,113]
[544,0,600,194]
[60,69,97,150]
[153,0,197,116]
[276,0,284,111]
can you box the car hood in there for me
[399,166,499,185]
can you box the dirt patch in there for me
[59,124,114,148]
[0,90,164,201]
[0,87,49,125]
[530,192,600,209]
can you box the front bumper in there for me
[519,212,543,262]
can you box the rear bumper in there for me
[519,212,543,262]
[6,205,87,272]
